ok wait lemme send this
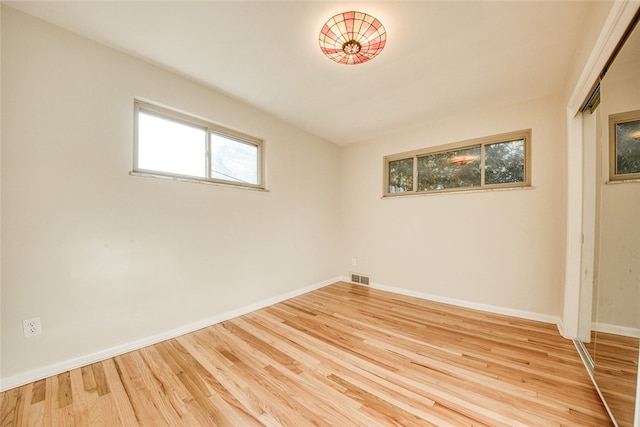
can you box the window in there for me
[133,101,264,189]
[609,110,640,181]
[384,130,531,196]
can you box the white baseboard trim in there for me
[340,276,562,327]
[592,321,640,338]
[556,318,567,338]
[0,277,340,392]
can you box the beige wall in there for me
[339,96,567,318]
[0,3,3,377]
[1,7,340,381]
[560,0,614,105]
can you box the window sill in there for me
[130,171,269,192]
[381,185,534,199]
[606,178,640,185]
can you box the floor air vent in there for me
[350,273,370,285]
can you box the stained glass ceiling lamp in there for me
[319,11,387,65]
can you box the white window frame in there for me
[133,100,265,190]
[383,129,532,197]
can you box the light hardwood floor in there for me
[585,331,639,427]
[1,282,612,426]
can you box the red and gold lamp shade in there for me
[319,11,387,65]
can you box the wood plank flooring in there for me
[0,282,612,426]
[591,331,639,427]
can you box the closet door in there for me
[585,16,640,427]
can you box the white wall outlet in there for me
[23,317,42,338]
[351,258,357,267]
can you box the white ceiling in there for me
[7,1,599,145]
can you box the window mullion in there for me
[413,155,418,192]
[480,144,486,186]
[205,130,211,179]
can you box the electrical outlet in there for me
[23,317,42,338]
[351,258,357,267]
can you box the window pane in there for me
[417,146,481,191]
[137,111,206,177]
[485,139,525,185]
[616,120,640,175]
[210,133,258,185]
[388,158,413,193]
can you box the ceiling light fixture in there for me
[319,11,386,65]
